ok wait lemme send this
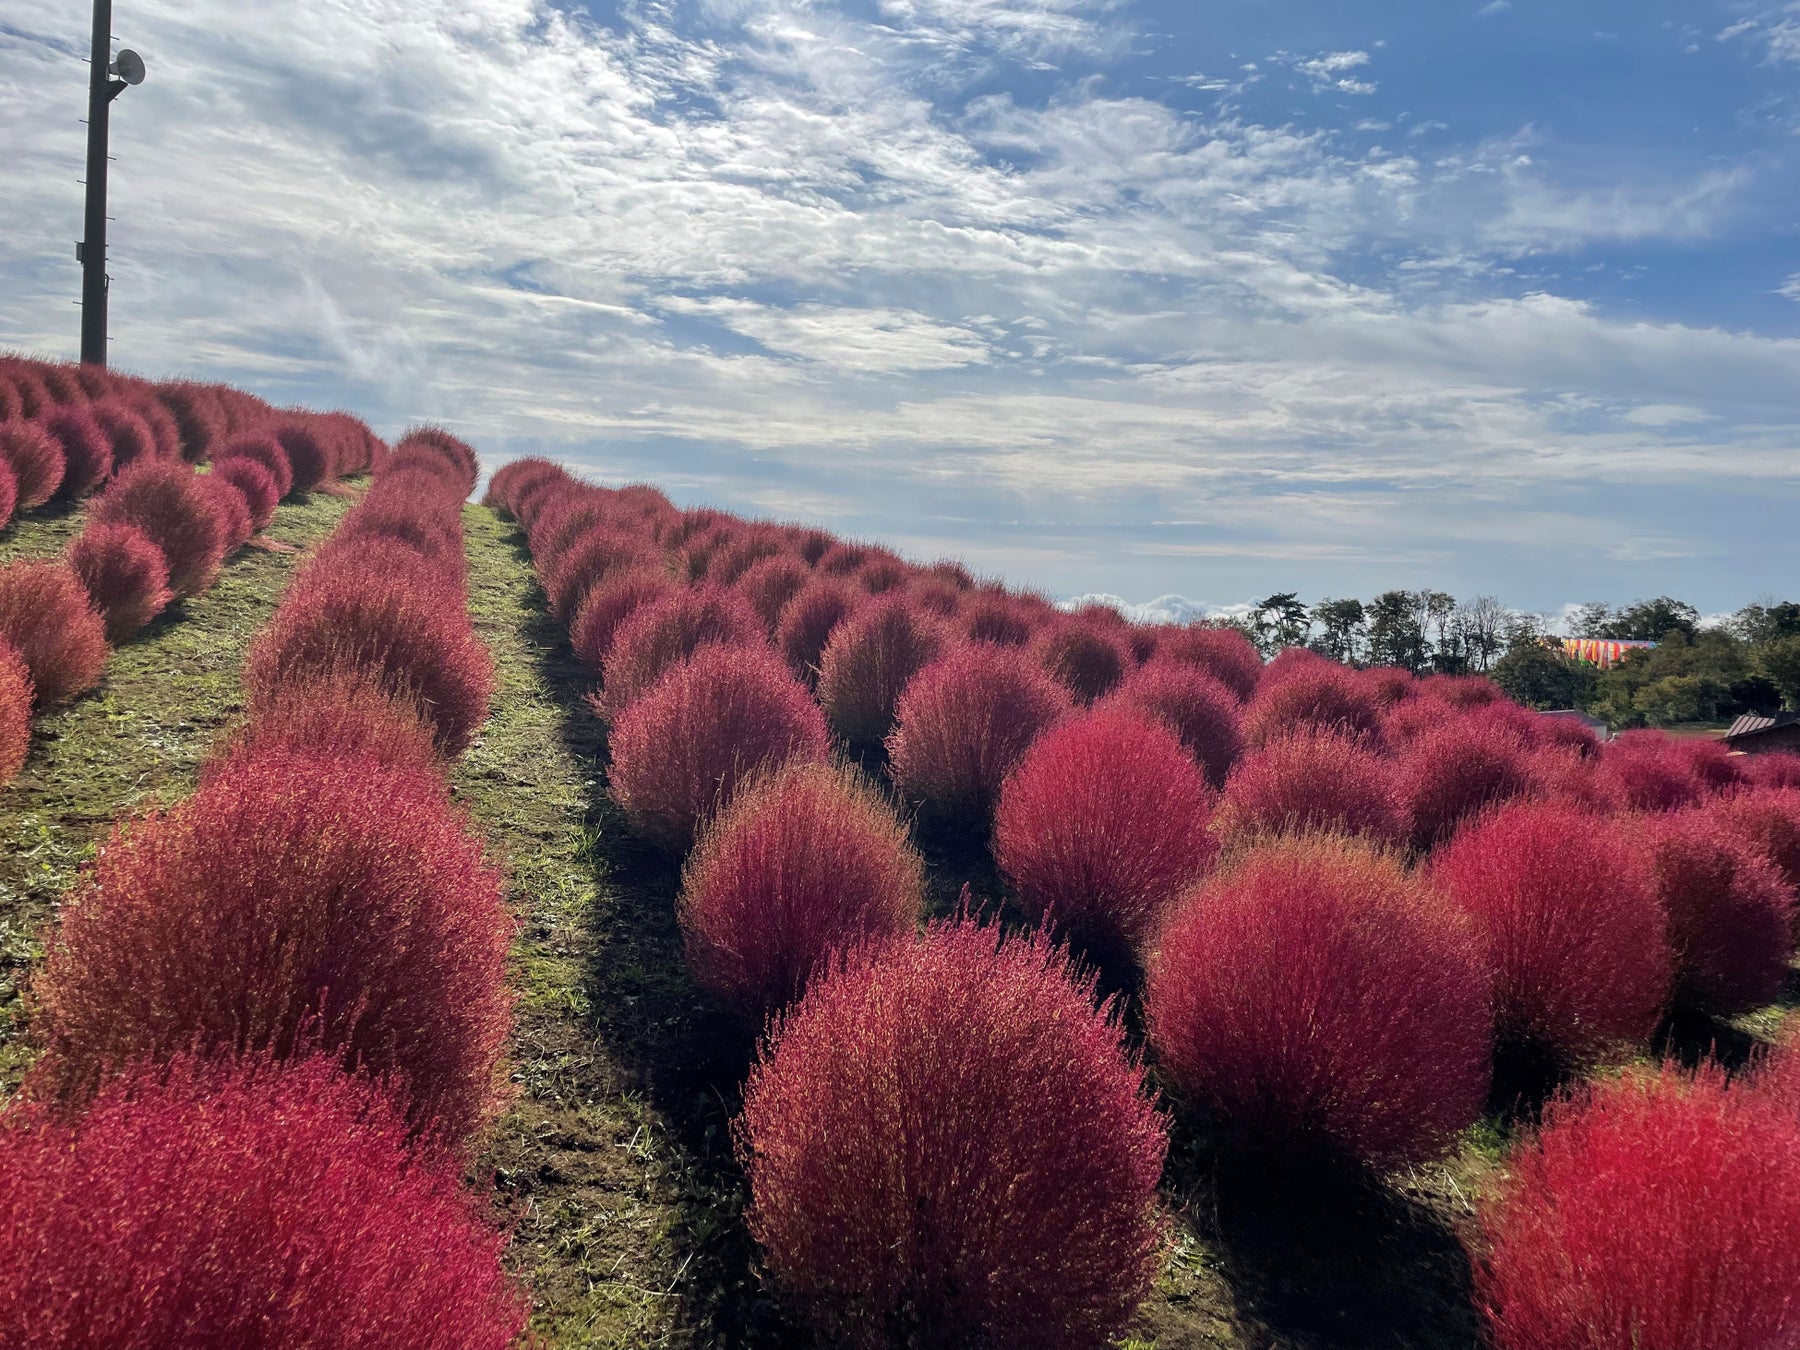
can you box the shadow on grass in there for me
[507,524,803,1349]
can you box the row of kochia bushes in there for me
[0,428,536,1348]
[491,456,1800,1350]
[0,353,384,787]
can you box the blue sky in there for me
[2,0,1798,621]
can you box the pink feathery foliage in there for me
[0,640,30,787]
[66,523,171,644]
[335,493,466,575]
[0,419,65,508]
[606,642,831,854]
[210,669,441,777]
[0,1052,529,1350]
[1669,735,1745,796]
[1472,1063,1800,1350]
[243,549,495,755]
[42,405,113,499]
[542,528,655,623]
[1743,752,1800,790]
[153,382,228,462]
[736,554,813,634]
[886,641,1073,823]
[814,540,871,577]
[1260,645,1334,687]
[1422,673,1506,708]
[85,398,156,472]
[389,426,478,497]
[196,473,253,552]
[710,528,788,587]
[777,578,860,687]
[1537,714,1603,758]
[1525,745,1627,815]
[482,456,564,516]
[1242,664,1385,747]
[1146,836,1491,1167]
[680,760,924,1020]
[1033,618,1133,706]
[1214,728,1408,851]
[1649,810,1793,1014]
[1430,802,1672,1069]
[817,595,947,749]
[1600,730,1712,812]
[1397,714,1538,851]
[1103,658,1244,788]
[212,432,294,498]
[594,583,763,722]
[28,750,513,1149]
[122,391,184,461]
[569,565,679,675]
[0,561,108,707]
[90,459,227,599]
[1703,788,1800,908]
[0,459,14,531]
[856,554,911,595]
[1361,666,1418,706]
[274,420,334,491]
[994,706,1216,961]
[962,590,1038,647]
[210,456,279,532]
[738,918,1168,1350]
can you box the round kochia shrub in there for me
[0,561,109,708]
[1600,730,1708,812]
[1154,624,1263,701]
[197,473,253,551]
[89,459,227,599]
[1034,618,1132,705]
[0,1053,529,1350]
[212,669,441,776]
[212,432,294,498]
[1650,810,1793,1014]
[210,455,279,531]
[737,919,1168,1349]
[1472,1063,1800,1350]
[569,565,678,674]
[42,405,113,499]
[29,751,513,1149]
[886,642,1072,825]
[606,643,831,854]
[680,761,925,1020]
[1213,728,1407,851]
[818,595,947,749]
[1104,659,1243,788]
[1241,664,1384,747]
[1430,802,1672,1070]
[994,706,1216,961]
[243,550,495,755]
[1744,752,1800,790]
[275,421,334,491]
[1146,837,1491,1167]
[85,398,157,472]
[0,419,65,507]
[0,459,15,531]
[1397,714,1537,851]
[777,577,858,685]
[67,522,171,643]
[1706,787,1800,901]
[736,553,812,633]
[0,641,30,787]
[597,583,760,717]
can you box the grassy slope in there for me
[0,489,358,1090]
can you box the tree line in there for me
[1222,592,1800,729]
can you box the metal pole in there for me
[79,0,114,366]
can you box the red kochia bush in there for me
[1146,837,1491,1167]
[1472,1063,1800,1350]
[1152,625,1262,701]
[962,591,1037,647]
[0,1054,528,1350]
[569,565,678,674]
[0,419,65,507]
[1214,728,1407,851]
[1431,802,1672,1069]
[1707,788,1800,902]
[85,399,156,472]
[680,761,925,1020]
[196,473,253,551]
[1600,730,1709,812]
[1650,811,1794,1014]
[212,432,294,498]
[994,707,1216,961]
[1242,664,1385,747]
[607,642,831,853]
[274,421,333,491]
[29,751,513,1148]
[818,595,947,749]
[1104,659,1243,788]
[738,919,1168,1350]
[1034,619,1132,705]
[0,641,30,787]
[542,529,653,623]
[211,670,440,777]
[0,459,15,531]
[67,523,171,643]
[482,456,563,516]
[1744,752,1800,789]
[393,426,479,497]
[595,584,762,722]
[42,405,113,499]
[90,460,227,599]
[0,561,109,708]
[887,642,1072,824]
[736,554,813,633]
[244,553,494,756]
[210,455,279,531]
[155,382,227,461]
[777,578,859,686]
[1397,715,1537,851]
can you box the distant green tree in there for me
[1597,597,1701,642]
[1491,637,1597,710]
[1366,590,1428,672]
[1310,597,1366,664]
[1568,602,1615,638]
[1735,601,1800,645]
[1630,674,1733,726]
[1588,630,1775,728]
[1756,634,1800,710]
[1454,595,1508,673]
[1250,592,1311,655]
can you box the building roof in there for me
[1725,711,1800,742]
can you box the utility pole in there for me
[78,0,144,366]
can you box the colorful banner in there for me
[1560,638,1656,669]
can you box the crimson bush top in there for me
[1152,626,1260,701]
[0,419,65,507]
[1214,727,1408,852]
[1430,801,1672,1069]
[0,1053,529,1349]
[0,560,109,708]
[1103,658,1244,789]
[1650,809,1794,1015]
[738,918,1168,1348]
[1242,664,1385,747]
[817,594,947,749]
[594,583,762,722]
[994,706,1216,962]
[90,460,228,600]
[1034,618,1133,705]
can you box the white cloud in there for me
[659,298,994,371]
[1275,49,1379,95]
[1059,593,1251,624]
